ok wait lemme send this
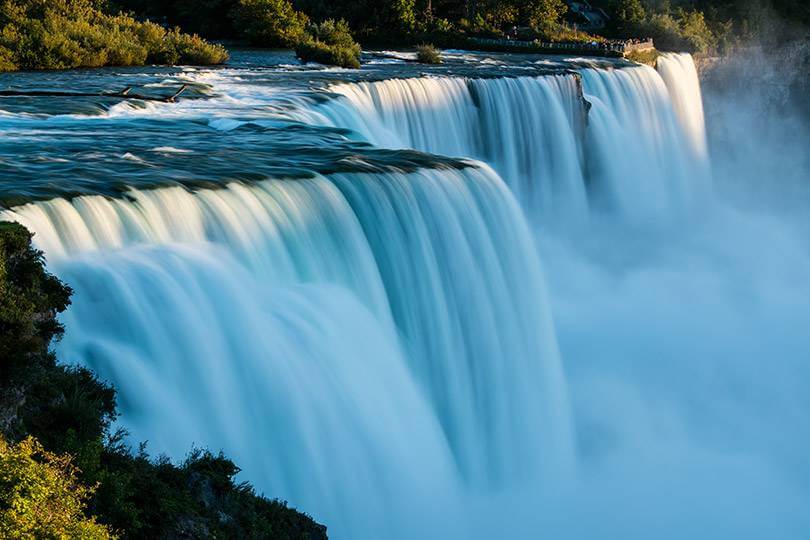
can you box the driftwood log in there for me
[0,84,189,102]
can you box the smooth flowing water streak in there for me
[579,60,711,218]
[1,165,572,538]
[656,52,709,160]
[302,60,709,223]
[306,75,589,222]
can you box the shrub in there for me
[0,436,113,539]
[523,0,568,28]
[307,18,359,50]
[0,45,15,70]
[0,0,228,71]
[231,0,309,48]
[535,21,602,42]
[162,27,230,65]
[0,221,71,380]
[296,39,361,68]
[296,19,361,69]
[416,43,442,64]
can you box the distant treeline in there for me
[1,0,807,72]
[112,0,809,54]
[112,0,581,45]
[594,0,810,53]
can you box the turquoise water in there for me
[3,50,810,539]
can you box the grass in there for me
[625,48,660,66]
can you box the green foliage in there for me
[110,0,809,52]
[676,9,714,54]
[476,0,518,29]
[415,43,442,63]
[0,221,328,539]
[535,21,602,42]
[634,9,717,53]
[639,12,685,49]
[0,436,113,539]
[0,222,70,382]
[608,0,645,27]
[0,45,16,70]
[390,0,417,34]
[457,15,504,38]
[0,0,228,71]
[522,0,568,28]
[296,19,361,68]
[231,0,309,47]
[289,0,418,41]
[162,27,232,64]
[452,0,568,33]
[84,442,328,539]
[599,0,810,53]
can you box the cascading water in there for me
[580,61,710,217]
[306,74,589,221]
[3,50,808,538]
[1,166,572,538]
[656,52,709,160]
[304,56,709,222]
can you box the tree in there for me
[0,436,113,539]
[609,0,646,26]
[677,9,715,53]
[523,0,568,28]
[231,0,309,47]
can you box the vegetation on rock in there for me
[0,436,113,539]
[295,18,361,68]
[415,43,441,63]
[0,221,328,539]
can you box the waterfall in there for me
[579,62,710,218]
[656,52,709,160]
[1,165,572,538]
[302,61,709,222]
[307,75,589,222]
[2,52,775,539]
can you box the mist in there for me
[530,43,810,538]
